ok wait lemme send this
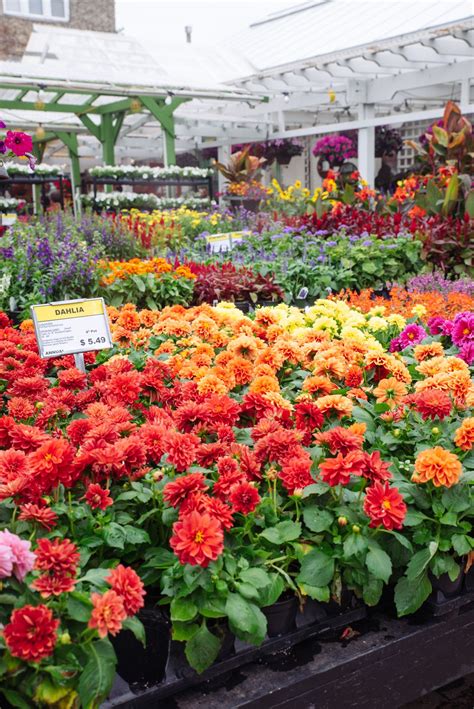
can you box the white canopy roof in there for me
[0,0,472,167]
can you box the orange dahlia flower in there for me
[89,590,127,638]
[412,446,462,488]
[454,417,474,451]
[373,377,408,409]
[170,510,224,567]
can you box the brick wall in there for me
[0,0,115,59]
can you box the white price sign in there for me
[31,298,113,359]
[205,231,249,253]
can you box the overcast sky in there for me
[115,0,296,47]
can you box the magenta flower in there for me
[441,320,454,337]
[452,312,474,347]
[5,130,33,157]
[459,341,474,366]
[389,336,402,352]
[398,323,427,349]
[0,530,36,581]
[0,120,6,129]
[427,316,446,335]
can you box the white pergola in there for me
[0,1,472,186]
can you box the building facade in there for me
[0,0,115,59]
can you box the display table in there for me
[105,601,474,708]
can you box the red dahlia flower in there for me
[163,472,207,508]
[363,481,407,530]
[319,451,365,486]
[229,481,261,515]
[89,590,127,638]
[84,483,113,510]
[360,451,392,482]
[18,503,58,530]
[34,537,80,576]
[415,390,452,421]
[279,455,314,494]
[164,431,199,471]
[170,510,224,567]
[4,604,59,662]
[106,564,145,615]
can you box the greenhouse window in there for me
[3,0,69,21]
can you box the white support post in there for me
[217,145,231,204]
[460,78,471,110]
[357,103,375,187]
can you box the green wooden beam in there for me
[56,131,81,202]
[139,96,188,165]
[32,131,57,144]
[78,115,101,140]
[50,91,66,104]
[112,112,125,142]
[94,98,133,115]
[0,98,89,113]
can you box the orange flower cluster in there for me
[99,258,196,286]
[334,286,474,321]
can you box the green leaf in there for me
[0,689,33,709]
[388,530,413,552]
[301,482,330,498]
[366,548,392,583]
[403,510,429,526]
[343,533,368,558]
[441,485,471,513]
[239,568,271,587]
[394,573,432,617]
[80,568,110,587]
[297,549,334,587]
[301,584,330,602]
[171,597,198,622]
[451,533,472,556]
[259,573,285,607]
[235,582,260,601]
[303,506,334,533]
[260,520,302,544]
[67,592,93,622]
[78,638,117,709]
[440,511,458,527]
[407,543,438,582]
[362,577,383,606]
[185,623,221,674]
[103,522,126,549]
[225,593,267,645]
[124,525,151,546]
[465,190,474,218]
[122,616,146,646]
[172,621,199,641]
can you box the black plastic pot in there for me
[6,310,22,326]
[234,300,251,314]
[113,607,170,686]
[257,298,281,307]
[465,563,474,592]
[430,566,464,598]
[263,594,298,637]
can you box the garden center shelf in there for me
[105,593,474,709]
[0,174,65,212]
[83,175,214,201]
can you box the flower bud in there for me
[292,488,303,498]
[393,429,401,437]
[352,524,361,534]
[431,427,440,435]
[153,470,163,482]
[60,632,71,645]
[266,466,278,481]
[338,516,348,527]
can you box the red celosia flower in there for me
[163,472,207,507]
[279,455,314,494]
[363,481,407,530]
[84,483,113,510]
[164,431,199,472]
[18,503,58,530]
[415,390,452,421]
[106,564,145,616]
[229,481,261,515]
[89,590,127,638]
[4,604,59,662]
[319,451,365,486]
[361,451,392,482]
[170,510,224,567]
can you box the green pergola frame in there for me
[0,82,190,191]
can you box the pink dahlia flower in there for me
[0,530,36,581]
